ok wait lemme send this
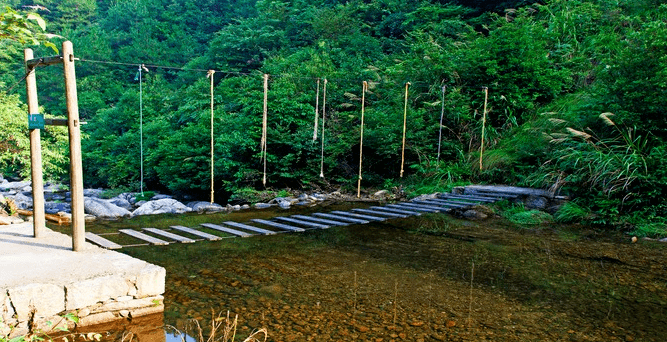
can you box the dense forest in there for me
[1,0,665,236]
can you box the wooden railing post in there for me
[62,41,85,251]
[24,48,46,238]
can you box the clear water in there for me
[54,204,667,341]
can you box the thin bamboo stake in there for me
[313,78,320,141]
[357,81,368,198]
[319,79,328,178]
[400,82,411,178]
[262,74,269,186]
[207,70,215,203]
[479,87,488,171]
[139,64,145,196]
[437,86,446,165]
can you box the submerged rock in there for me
[132,199,192,216]
[84,197,132,219]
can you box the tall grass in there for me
[166,311,267,342]
[533,112,650,196]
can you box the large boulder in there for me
[45,202,71,214]
[132,199,192,216]
[83,189,106,198]
[10,193,33,210]
[108,196,133,210]
[84,197,132,219]
[187,201,226,214]
[1,181,31,192]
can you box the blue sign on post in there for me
[28,113,44,130]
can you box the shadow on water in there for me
[57,204,667,341]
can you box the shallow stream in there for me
[52,203,667,341]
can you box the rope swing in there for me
[262,74,269,186]
[479,86,489,171]
[400,82,411,178]
[313,78,320,141]
[319,78,328,178]
[136,63,149,196]
[437,85,446,165]
[357,81,368,198]
[207,70,215,203]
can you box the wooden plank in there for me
[370,206,421,216]
[200,223,252,237]
[413,199,469,208]
[351,208,408,218]
[144,228,196,243]
[312,213,369,225]
[223,221,276,235]
[275,216,330,229]
[291,215,349,226]
[85,232,122,250]
[438,193,497,203]
[119,229,169,245]
[331,210,386,221]
[401,202,451,212]
[386,203,440,213]
[171,225,222,241]
[251,219,305,232]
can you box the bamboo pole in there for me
[479,87,488,171]
[357,81,368,198]
[24,49,45,238]
[437,86,446,165]
[62,41,85,251]
[208,70,215,203]
[262,74,268,186]
[400,82,411,178]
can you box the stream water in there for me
[53,203,667,341]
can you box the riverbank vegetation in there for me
[1,0,665,236]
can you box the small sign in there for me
[28,113,44,130]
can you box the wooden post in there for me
[62,41,85,251]
[479,87,488,171]
[24,49,45,238]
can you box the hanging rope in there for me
[319,79,328,178]
[207,70,215,203]
[400,82,411,178]
[313,78,320,141]
[479,86,489,171]
[262,74,269,186]
[437,85,446,166]
[357,81,368,198]
[137,64,149,196]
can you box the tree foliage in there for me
[0,0,665,229]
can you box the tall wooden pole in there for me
[208,70,215,204]
[24,49,45,238]
[357,81,367,198]
[62,41,85,251]
[479,87,488,171]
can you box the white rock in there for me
[132,199,192,216]
[187,201,226,213]
[84,197,132,219]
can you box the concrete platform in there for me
[0,223,165,337]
